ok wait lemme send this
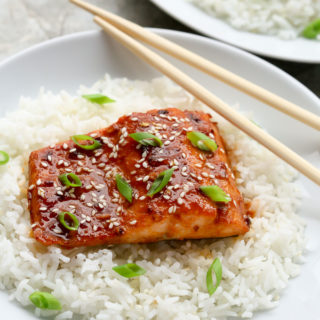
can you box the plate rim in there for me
[0,29,319,109]
[150,0,320,63]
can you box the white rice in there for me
[187,0,320,40]
[0,75,305,319]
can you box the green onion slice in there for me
[116,174,132,203]
[302,19,320,39]
[29,291,61,310]
[71,134,102,150]
[147,168,174,197]
[82,93,115,104]
[0,151,9,165]
[58,211,79,231]
[129,132,163,147]
[187,131,217,152]
[112,263,146,278]
[59,173,82,187]
[206,258,222,296]
[200,185,231,203]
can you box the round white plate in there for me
[0,29,319,319]
[150,0,320,63]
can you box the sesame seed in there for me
[98,163,106,168]
[57,191,63,196]
[174,184,179,189]
[47,155,52,162]
[182,153,186,159]
[92,210,97,216]
[70,148,76,153]
[109,223,114,229]
[182,166,187,172]
[142,150,148,158]
[172,123,179,127]
[181,172,188,177]
[130,170,136,175]
[173,159,179,166]
[139,196,146,201]
[76,168,82,173]
[135,164,141,168]
[168,206,174,214]
[39,207,47,211]
[36,179,41,186]
[132,117,138,121]
[93,225,98,231]
[53,228,62,234]
[58,160,64,166]
[50,144,55,148]
[157,158,164,162]
[129,220,137,225]
[164,141,170,146]
[202,172,209,177]
[199,154,204,160]
[113,222,120,227]
[87,203,93,207]
[81,219,86,224]
[209,133,215,139]
[28,184,35,190]
[63,143,68,150]
[180,192,186,198]
[64,161,70,167]
[142,161,148,168]
[85,185,93,190]
[209,174,215,179]
[197,176,203,181]
[86,217,91,222]
[98,203,104,209]
[177,198,183,205]
[163,195,170,200]
[138,157,146,163]
[195,164,202,168]
[220,149,225,154]
[143,175,149,182]
[169,136,175,141]
[90,133,98,137]
[117,206,122,213]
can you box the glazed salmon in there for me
[28,108,249,248]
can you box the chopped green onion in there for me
[58,211,79,231]
[200,185,231,203]
[29,291,61,310]
[147,168,174,197]
[116,174,132,203]
[206,258,222,296]
[71,134,102,150]
[59,173,82,187]
[302,19,320,39]
[0,151,9,165]
[112,263,146,278]
[82,93,115,104]
[129,132,163,147]
[187,131,217,152]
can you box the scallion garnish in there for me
[206,258,222,296]
[58,212,79,231]
[112,263,146,278]
[0,151,9,165]
[187,131,217,152]
[71,134,102,150]
[147,168,174,197]
[302,19,320,39]
[129,132,163,147]
[29,291,61,310]
[59,173,82,187]
[200,185,231,203]
[116,174,132,203]
[82,93,115,104]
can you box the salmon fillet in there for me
[28,108,249,248]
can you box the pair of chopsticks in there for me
[70,0,320,185]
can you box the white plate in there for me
[0,29,319,319]
[150,0,320,63]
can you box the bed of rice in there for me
[187,0,320,40]
[0,75,305,320]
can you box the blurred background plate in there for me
[150,0,320,63]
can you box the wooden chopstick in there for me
[70,0,320,131]
[91,15,320,185]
